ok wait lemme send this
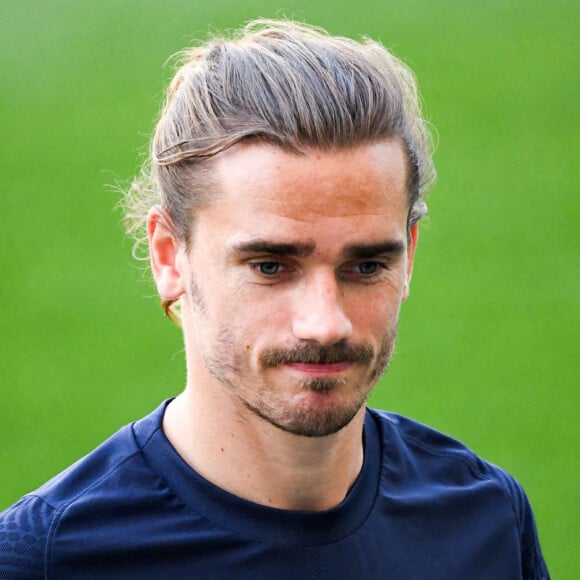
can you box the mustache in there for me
[261,341,374,367]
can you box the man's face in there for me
[173,140,416,437]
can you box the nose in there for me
[292,270,353,345]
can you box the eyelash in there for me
[342,261,390,281]
[249,260,389,281]
[251,261,288,276]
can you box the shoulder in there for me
[0,403,165,577]
[0,425,138,576]
[0,495,54,578]
[367,408,550,579]
[369,407,510,484]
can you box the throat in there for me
[162,392,366,511]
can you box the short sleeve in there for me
[0,495,54,579]
[489,465,550,580]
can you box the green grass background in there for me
[1,0,578,575]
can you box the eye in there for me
[339,260,389,283]
[356,261,380,276]
[254,261,283,276]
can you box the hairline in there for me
[174,135,417,248]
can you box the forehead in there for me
[201,140,409,245]
[215,140,408,211]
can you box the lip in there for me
[285,361,353,375]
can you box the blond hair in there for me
[124,19,435,320]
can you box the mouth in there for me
[285,361,354,376]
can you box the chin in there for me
[252,392,366,438]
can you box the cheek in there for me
[239,298,296,360]
[351,292,402,336]
[218,297,288,350]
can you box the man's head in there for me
[126,20,435,437]
[125,19,435,320]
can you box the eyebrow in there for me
[231,239,316,258]
[231,238,405,260]
[342,241,406,260]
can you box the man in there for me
[0,20,549,579]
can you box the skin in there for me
[148,139,417,511]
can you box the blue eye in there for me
[357,261,379,275]
[257,262,282,275]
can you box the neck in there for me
[163,383,366,511]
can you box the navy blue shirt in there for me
[0,401,549,579]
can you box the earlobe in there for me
[402,223,419,301]
[147,207,185,301]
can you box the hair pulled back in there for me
[124,19,435,320]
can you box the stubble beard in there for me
[202,326,397,438]
[190,275,397,438]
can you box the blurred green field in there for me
[1,0,578,576]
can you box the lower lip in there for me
[286,362,353,375]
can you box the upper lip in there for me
[286,361,352,371]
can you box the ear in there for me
[147,207,186,301]
[402,223,419,301]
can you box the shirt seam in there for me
[134,423,380,549]
[43,450,142,578]
[393,424,521,538]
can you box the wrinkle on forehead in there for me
[213,140,409,225]
[251,207,392,224]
